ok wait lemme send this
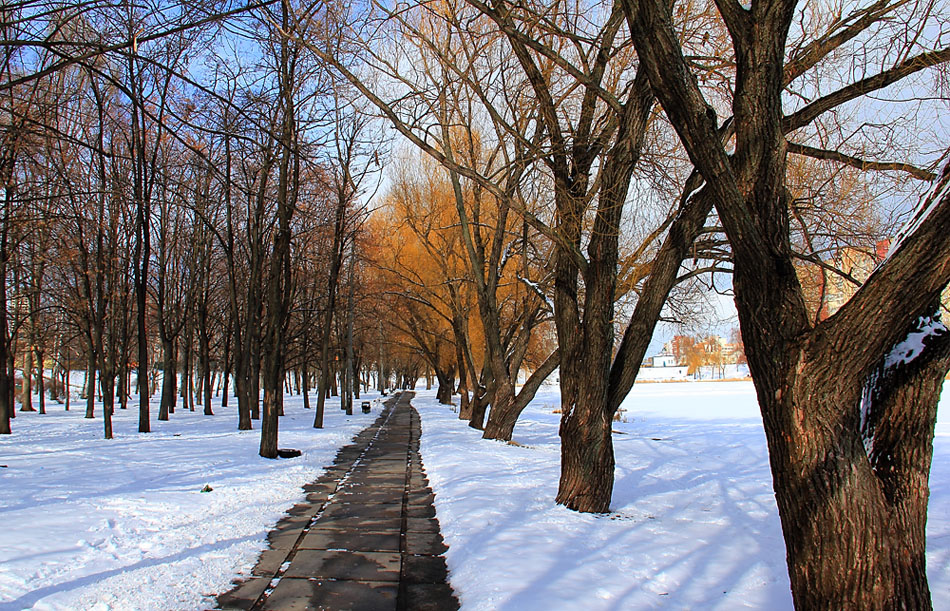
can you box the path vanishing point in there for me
[216,391,460,611]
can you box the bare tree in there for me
[626,0,950,605]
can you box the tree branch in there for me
[784,46,950,133]
[788,142,936,181]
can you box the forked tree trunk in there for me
[753,306,950,609]
[623,0,950,602]
[483,350,560,441]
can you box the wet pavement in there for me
[216,392,459,611]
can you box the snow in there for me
[885,160,950,262]
[0,390,380,610]
[637,363,750,382]
[3,379,949,610]
[884,313,949,370]
[417,380,950,610]
[517,275,554,313]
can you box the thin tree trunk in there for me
[35,348,45,414]
[20,349,34,411]
[101,368,114,440]
[85,350,96,419]
[158,337,175,421]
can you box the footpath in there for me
[217,391,460,611]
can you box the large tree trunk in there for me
[625,0,950,601]
[556,377,614,513]
[260,4,295,457]
[468,386,490,430]
[135,301,149,432]
[313,186,346,429]
[748,304,950,610]
[259,381,280,459]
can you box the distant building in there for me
[651,354,677,367]
[799,238,891,320]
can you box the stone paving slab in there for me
[263,579,398,611]
[216,392,459,611]
[300,529,401,552]
[283,550,401,581]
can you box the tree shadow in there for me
[0,534,260,611]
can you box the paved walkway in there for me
[217,392,459,611]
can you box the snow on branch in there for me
[861,309,949,455]
[517,275,554,312]
[884,160,950,262]
[883,313,949,370]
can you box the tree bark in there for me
[625,0,950,601]
[35,348,45,415]
[483,349,560,441]
[260,0,297,457]
[100,365,114,440]
[20,349,34,411]
[158,337,176,421]
[84,350,96,419]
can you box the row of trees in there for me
[0,1,438,457]
[306,0,950,607]
[4,0,950,607]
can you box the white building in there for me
[650,354,677,368]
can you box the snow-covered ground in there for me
[3,380,948,610]
[417,380,950,610]
[0,391,383,610]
